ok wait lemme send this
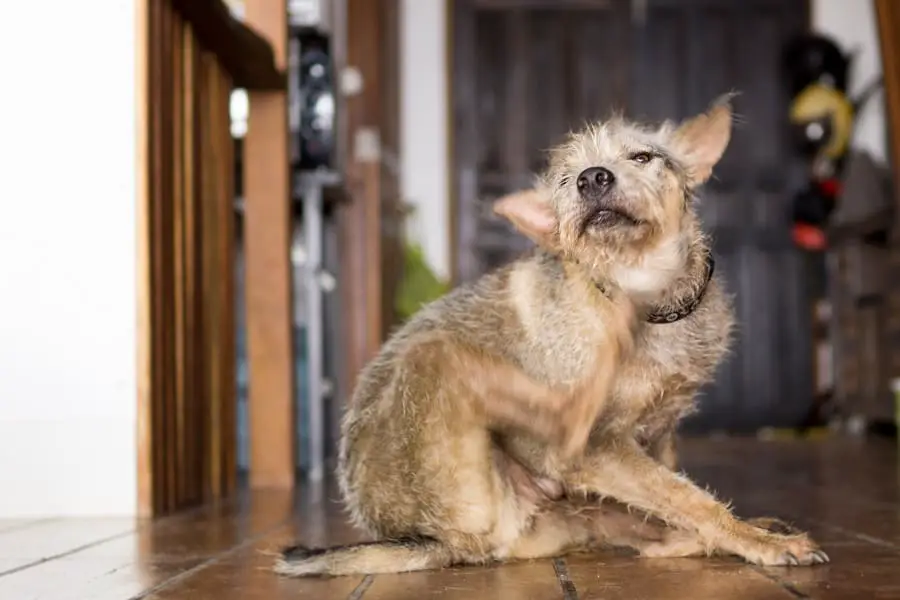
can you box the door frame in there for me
[337,0,405,415]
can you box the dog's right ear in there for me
[493,189,559,250]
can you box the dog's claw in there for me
[767,548,830,567]
[737,522,829,567]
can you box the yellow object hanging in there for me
[789,84,855,160]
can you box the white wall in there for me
[0,1,138,516]
[398,0,887,278]
[400,0,450,281]
[813,0,886,163]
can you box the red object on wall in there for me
[793,223,827,250]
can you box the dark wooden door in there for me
[453,0,633,279]
[451,0,812,431]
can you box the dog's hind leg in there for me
[504,510,593,560]
[505,501,677,561]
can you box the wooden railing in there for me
[137,0,283,516]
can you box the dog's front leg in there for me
[640,426,678,470]
[562,440,828,566]
[411,337,616,459]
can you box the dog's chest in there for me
[517,320,603,385]
[611,301,731,431]
[619,329,690,394]
[511,284,611,385]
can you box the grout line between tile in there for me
[0,496,245,582]
[0,529,136,579]
[813,522,900,552]
[128,520,293,600]
[347,574,374,600]
[752,567,811,599]
[766,512,900,553]
[553,558,579,600]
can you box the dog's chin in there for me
[573,209,657,256]
[587,209,639,228]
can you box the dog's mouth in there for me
[581,206,641,233]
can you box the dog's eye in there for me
[630,151,653,164]
[558,176,570,188]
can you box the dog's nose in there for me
[576,167,615,195]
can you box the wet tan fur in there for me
[276,97,827,577]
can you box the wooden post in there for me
[876,0,900,421]
[243,0,295,488]
[136,0,153,517]
[339,0,403,402]
[876,0,900,208]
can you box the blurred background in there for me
[0,0,898,521]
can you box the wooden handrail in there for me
[170,0,284,90]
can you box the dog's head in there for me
[495,96,733,298]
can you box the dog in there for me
[275,95,828,577]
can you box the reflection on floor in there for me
[1,438,898,599]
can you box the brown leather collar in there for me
[595,253,716,324]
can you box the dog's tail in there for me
[274,536,456,577]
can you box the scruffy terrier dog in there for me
[276,96,828,577]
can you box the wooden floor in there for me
[2,438,899,599]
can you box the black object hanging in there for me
[781,33,851,96]
[294,28,336,171]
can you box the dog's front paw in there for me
[736,529,829,567]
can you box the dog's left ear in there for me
[671,95,734,186]
[493,189,559,250]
